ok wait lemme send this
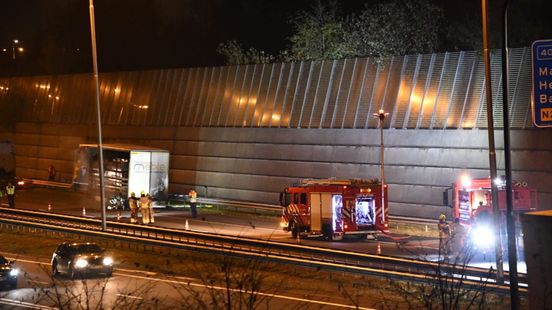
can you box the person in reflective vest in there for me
[147,194,155,224]
[438,213,451,256]
[128,192,139,223]
[139,192,150,224]
[188,189,197,218]
[6,182,15,208]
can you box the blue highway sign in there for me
[532,39,552,127]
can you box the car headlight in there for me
[102,257,113,266]
[470,225,495,249]
[74,258,89,269]
[9,268,18,277]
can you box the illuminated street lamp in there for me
[12,39,24,60]
[372,109,390,222]
[1,40,24,60]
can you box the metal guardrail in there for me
[0,213,522,296]
[197,197,280,213]
[29,179,73,190]
[25,186,436,225]
[0,206,525,290]
[195,197,439,225]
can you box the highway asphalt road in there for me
[6,187,508,269]
[1,252,376,309]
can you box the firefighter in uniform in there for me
[188,188,197,218]
[128,192,139,223]
[147,194,155,224]
[451,218,467,257]
[438,213,451,256]
[139,192,151,224]
[6,182,15,208]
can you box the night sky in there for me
[1,0,551,76]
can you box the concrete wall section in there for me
[4,123,552,218]
[521,211,552,309]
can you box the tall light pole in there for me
[89,0,107,231]
[501,1,520,308]
[373,109,389,223]
[12,39,22,60]
[481,0,504,285]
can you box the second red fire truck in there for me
[449,174,538,250]
[452,175,538,225]
[280,178,389,240]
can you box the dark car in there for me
[51,242,113,279]
[0,255,19,289]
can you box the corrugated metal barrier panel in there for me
[0,48,533,130]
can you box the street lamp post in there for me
[12,40,21,60]
[89,0,107,231]
[481,0,505,285]
[501,1,520,308]
[373,109,389,223]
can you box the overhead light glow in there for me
[460,174,471,188]
[494,177,506,187]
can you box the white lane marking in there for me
[0,298,57,310]
[115,272,375,309]
[115,267,156,276]
[116,293,143,300]
[6,257,50,265]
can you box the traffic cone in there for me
[82,207,86,216]
[47,203,52,212]
[116,211,121,221]
[376,241,382,255]
[185,220,189,230]
[296,234,300,244]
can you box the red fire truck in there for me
[279,178,389,240]
[453,175,538,225]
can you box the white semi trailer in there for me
[74,144,169,208]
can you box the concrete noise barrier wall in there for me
[7,122,552,219]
